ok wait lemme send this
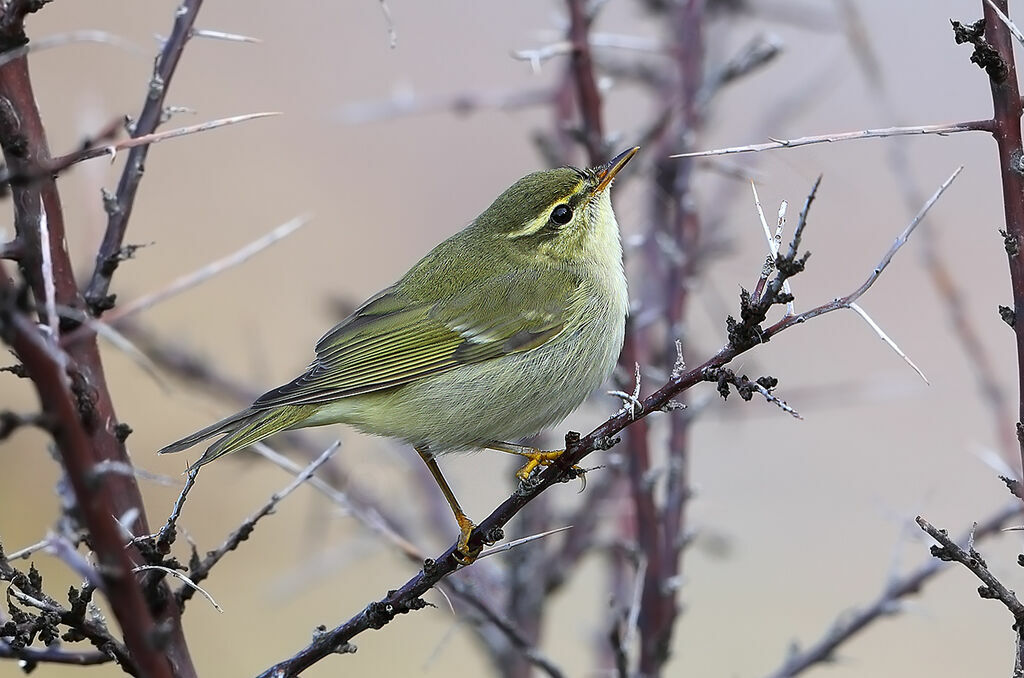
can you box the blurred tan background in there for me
[2,1,1021,676]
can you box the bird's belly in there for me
[308,302,625,453]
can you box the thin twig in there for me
[59,111,277,167]
[378,0,397,48]
[986,0,1024,45]
[339,85,552,124]
[477,526,573,559]
[177,442,340,606]
[672,120,992,158]
[622,553,647,671]
[56,303,167,388]
[190,28,260,43]
[751,381,802,419]
[762,502,1022,678]
[766,167,963,375]
[0,29,144,71]
[147,466,199,551]
[65,214,307,347]
[84,0,205,312]
[0,112,280,194]
[853,167,963,300]
[250,443,422,560]
[443,577,566,678]
[847,302,928,384]
[751,183,793,313]
[112,214,307,321]
[917,514,1024,620]
[133,565,222,611]
[6,538,48,560]
[700,32,783,103]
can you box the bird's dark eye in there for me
[551,204,573,225]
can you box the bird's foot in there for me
[454,514,482,565]
[514,449,585,486]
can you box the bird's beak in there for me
[594,146,639,193]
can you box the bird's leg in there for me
[415,447,480,564]
[487,441,582,482]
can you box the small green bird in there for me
[160,147,637,562]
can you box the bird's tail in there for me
[158,405,316,470]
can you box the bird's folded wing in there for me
[251,273,572,408]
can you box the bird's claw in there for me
[454,517,482,565]
[514,449,587,490]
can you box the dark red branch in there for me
[566,0,605,164]
[626,2,707,672]
[83,0,203,313]
[977,2,1024,478]
[0,266,171,678]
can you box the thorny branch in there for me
[917,512,1024,676]
[624,3,708,673]
[0,265,162,678]
[84,0,204,314]
[0,112,277,206]
[922,520,1020,608]
[673,1,1024,486]
[971,1,1024,481]
[1,540,130,672]
[672,119,993,158]
[175,443,340,608]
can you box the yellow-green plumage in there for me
[160,150,635,474]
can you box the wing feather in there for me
[251,272,574,409]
